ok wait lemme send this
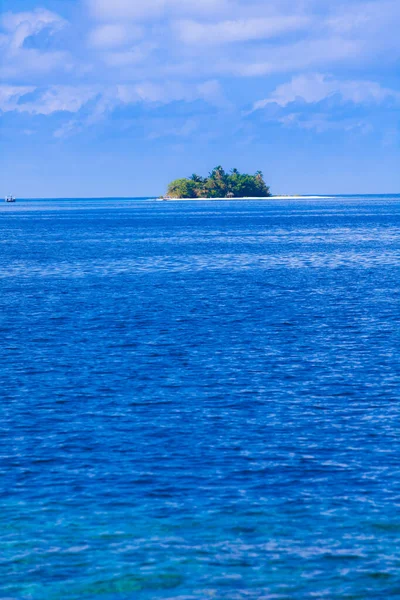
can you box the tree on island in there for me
[166,167,271,198]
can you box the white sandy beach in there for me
[160,195,335,201]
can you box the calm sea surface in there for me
[1,196,400,599]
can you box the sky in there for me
[0,0,399,197]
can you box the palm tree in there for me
[210,165,226,180]
[190,173,203,183]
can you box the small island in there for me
[165,166,271,199]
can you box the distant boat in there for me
[5,195,16,203]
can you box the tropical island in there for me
[165,166,271,199]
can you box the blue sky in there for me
[1,0,399,197]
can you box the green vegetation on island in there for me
[166,166,271,198]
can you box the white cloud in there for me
[88,24,143,49]
[32,87,99,115]
[49,79,227,137]
[252,74,400,110]
[0,79,226,121]
[102,42,157,67]
[0,85,99,115]
[1,50,71,79]
[87,0,165,21]
[247,71,400,134]
[176,16,310,45]
[232,37,361,77]
[196,80,227,106]
[54,119,83,139]
[2,8,66,50]
[2,0,400,143]
[116,79,225,105]
[0,85,35,112]
[326,0,400,36]
[87,0,226,21]
[0,9,70,79]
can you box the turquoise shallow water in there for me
[1,195,400,599]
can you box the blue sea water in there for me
[1,195,400,599]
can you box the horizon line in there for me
[7,193,400,200]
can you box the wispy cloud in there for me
[176,16,310,45]
[0,84,36,111]
[0,78,228,140]
[1,7,66,48]
[246,73,400,135]
[1,0,399,145]
[87,0,227,21]
[0,8,70,79]
[252,74,400,110]
[0,85,100,115]
[101,42,157,68]
[88,24,143,49]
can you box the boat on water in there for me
[5,195,16,203]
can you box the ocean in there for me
[1,195,400,599]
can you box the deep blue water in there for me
[1,196,400,599]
